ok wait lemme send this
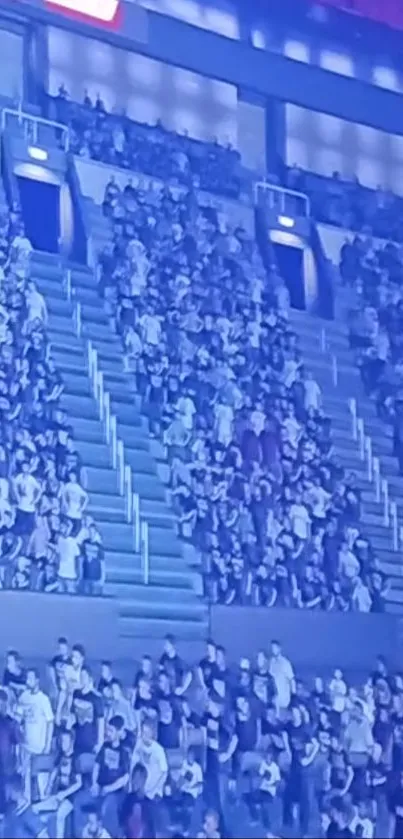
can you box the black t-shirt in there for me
[96,741,130,788]
[235,714,258,753]
[81,540,104,582]
[160,652,184,687]
[72,689,103,754]
[0,714,19,773]
[52,751,76,793]
[3,668,26,694]
[157,693,182,750]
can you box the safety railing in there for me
[86,338,142,561]
[1,106,70,151]
[73,302,82,339]
[64,267,72,302]
[254,181,310,218]
[141,520,150,585]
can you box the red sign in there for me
[44,0,121,26]
[318,0,403,31]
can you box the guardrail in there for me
[1,106,70,151]
[68,272,148,579]
[254,181,310,218]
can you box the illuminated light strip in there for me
[44,0,120,24]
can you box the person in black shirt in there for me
[326,796,354,839]
[156,672,184,750]
[202,695,237,816]
[120,763,156,839]
[92,715,130,837]
[34,730,81,838]
[72,668,104,774]
[3,650,26,699]
[80,527,105,596]
[160,635,192,695]
[0,689,19,814]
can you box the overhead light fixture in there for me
[278,214,295,229]
[28,146,48,162]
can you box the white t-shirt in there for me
[14,474,41,513]
[26,290,47,323]
[58,535,80,580]
[259,759,281,795]
[309,486,330,519]
[19,688,54,754]
[133,740,168,799]
[62,482,88,520]
[139,314,161,346]
[328,677,347,714]
[289,503,311,540]
[339,548,360,579]
[177,396,196,431]
[349,814,374,839]
[282,416,301,448]
[180,759,203,798]
[353,582,372,613]
[304,379,321,411]
[269,655,294,710]
[250,409,265,437]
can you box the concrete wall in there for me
[0,592,120,661]
[210,605,400,675]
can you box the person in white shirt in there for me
[349,801,374,838]
[303,371,322,413]
[13,463,41,536]
[269,641,295,710]
[352,576,372,612]
[131,721,168,800]
[258,748,281,831]
[289,494,311,540]
[25,281,48,325]
[214,400,234,448]
[177,392,196,433]
[56,520,80,593]
[328,669,347,715]
[82,804,111,839]
[11,227,33,269]
[282,410,301,451]
[338,542,360,580]
[178,746,203,829]
[19,669,54,801]
[139,309,161,347]
[61,471,88,534]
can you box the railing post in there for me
[391,501,398,550]
[349,398,357,441]
[117,439,125,495]
[133,494,140,554]
[381,479,389,526]
[320,328,326,352]
[74,302,82,338]
[110,417,117,469]
[97,371,104,421]
[104,393,111,443]
[365,436,373,482]
[331,354,338,387]
[373,458,380,503]
[124,465,132,522]
[64,268,72,301]
[141,521,149,585]
[357,419,365,460]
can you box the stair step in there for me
[118,598,206,621]
[105,583,196,601]
[106,566,194,588]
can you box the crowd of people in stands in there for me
[0,197,105,596]
[96,167,387,614]
[51,88,243,201]
[1,634,403,839]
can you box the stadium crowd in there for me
[0,197,105,596]
[1,634,403,839]
[96,165,387,614]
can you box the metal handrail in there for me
[104,393,111,443]
[320,328,327,352]
[96,371,104,421]
[381,479,389,526]
[331,354,338,387]
[348,398,357,441]
[365,436,373,482]
[254,180,310,216]
[391,502,398,550]
[373,457,381,503]
[1,106,70,150]
[73,302,82,338]
[141,520,149,585]
[357,419,365,460]
[64,268,72,302]
[124,465,132,522]
[117,439,125,495]
[133,493,140,554]
[110,417,117,468]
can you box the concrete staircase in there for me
[289,307,403,613]
[32,250,207,642]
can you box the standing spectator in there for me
[132,720,168,802]
[269,641,295,711]
[92,716,130,836]
[19,669,54,802]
